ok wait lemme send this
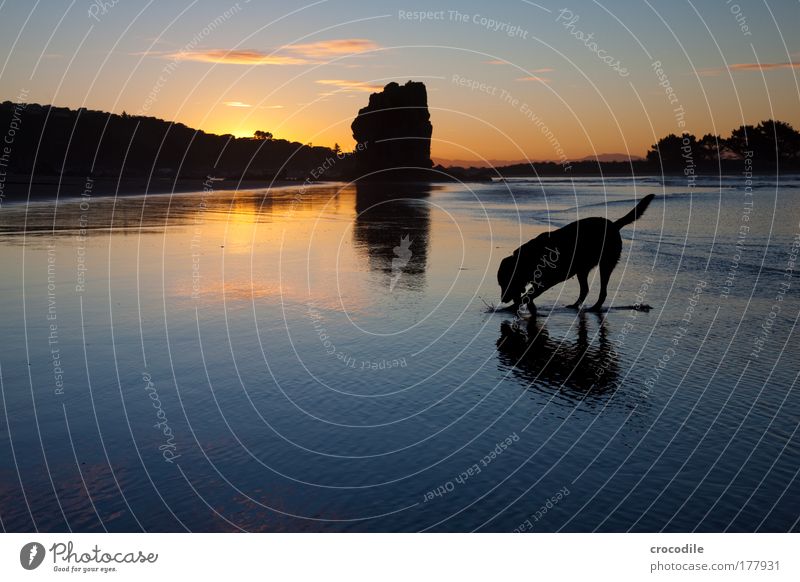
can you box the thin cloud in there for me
[696,68,722,77]
[158,38,380,67]
[315,79,384,93]
[729,61,800,71]
[516,76,551,83]
[287,38,378,57]
[130,49,169,56]
[166,49,308,65]
[486,60,553,74]
[223,101,285,109]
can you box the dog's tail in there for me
[614,194,655,229]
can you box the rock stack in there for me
[350,81,433,178]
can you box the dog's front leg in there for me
[567,272,589,309]
[587,263,613,311]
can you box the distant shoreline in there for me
[0,175,307,204]
[2,171,797,207]
[492,171,800,179]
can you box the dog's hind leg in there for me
[587,260,615,311]
[568,271,589,308]
[587,233,621,312]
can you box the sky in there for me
[1,0,799,163]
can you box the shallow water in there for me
[0,175,798,532]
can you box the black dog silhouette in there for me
[497,194,655,311]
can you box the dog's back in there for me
[546,216,623,278]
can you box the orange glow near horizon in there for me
[2,2,800,165]
[170,65,800,165]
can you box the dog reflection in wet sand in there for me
[497,194,655,312]
[497,314,619,398]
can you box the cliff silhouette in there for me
[350,81,434,179]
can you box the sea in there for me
[0,174,797,532]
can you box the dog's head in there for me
[498,235,561,305]
[497,253,527,304]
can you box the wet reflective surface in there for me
[0,176,798,531]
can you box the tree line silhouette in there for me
[498,119,800,176]
[0,102,342,181]
[645,120,800,169]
